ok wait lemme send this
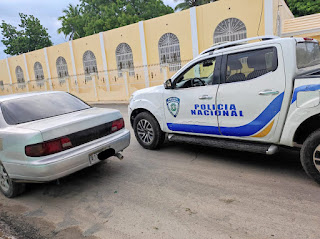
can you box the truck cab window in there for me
[174,58,216,89]
[225,47,278,83]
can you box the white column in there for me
[139,21,149,88]
[44,48,53,90]
[69,41,79,91]
[23,54,30,91]
[264,0,274,36]
[123,71,129,97]
[190,7,199,58]
[99,32,110,92]
[5,58,12,85]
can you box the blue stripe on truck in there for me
[291,84,320,104]
[167,92,284,137]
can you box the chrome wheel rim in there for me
[313,145,320,172]
[137,119,154,145]
[0,164,10,192]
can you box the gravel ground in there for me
[0,104,319,239]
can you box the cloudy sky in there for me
[0,0,180,60]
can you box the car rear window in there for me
[1,93,90,125]
[296,42,320,69]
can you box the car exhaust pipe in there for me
[115,152,124,160]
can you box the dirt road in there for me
[0,104,319,239]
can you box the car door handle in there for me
[199,95,213,100]
[259,90,279,96]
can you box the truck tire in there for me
[300,130,320,184]
[133,112,165,150]
[0,163,25,198]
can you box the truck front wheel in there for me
[133,112,165,150]
[301,130,320,184]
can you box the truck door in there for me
[163,56,222,135]
[216,45,286,142]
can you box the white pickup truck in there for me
[129,36,320,184]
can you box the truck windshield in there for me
[296,42,320,69]
[1,92,90,125]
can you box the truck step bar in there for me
[168,134,279,155]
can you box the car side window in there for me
[225,47,278,83]
[174,58,216,89]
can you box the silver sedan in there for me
[0,91,130,198]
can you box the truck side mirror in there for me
[164,79,173,89]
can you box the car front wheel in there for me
[301,130,320,184]
[133,112,165,150]
[0,163,25,198]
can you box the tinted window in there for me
[1,93,90,125]
[296,42,320,69]
[225,47,278,83]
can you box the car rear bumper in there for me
[3,129,130,182]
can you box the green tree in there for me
[174,0,216,11]
[0,13,52,56]
[58,4,85,40]
[58,0,174,40]
[285,0,320,17]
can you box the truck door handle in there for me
[259,90,279,96]
[199,95,213,100]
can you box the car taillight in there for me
[111,118,124,133]
[25,136,72,157]
[304,37,314,41]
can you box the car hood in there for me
[17,107,122,141]
[133,85,164,98]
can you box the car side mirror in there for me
[164,79,173,89]
[203,60,213,67]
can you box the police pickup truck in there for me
[129,36,320,184]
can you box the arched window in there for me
[116,43,135,77]
[56,56,69,78]
[83,50,97,81]
[34,62,44,80]
[213,18,247,44]
[158,33,181,72]
[15,66,25,83]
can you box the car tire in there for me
[133,112,165,150]
[0,163,25,198]
[300,130,320,184]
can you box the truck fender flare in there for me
[281,113,320,146]
[130,100,165,130]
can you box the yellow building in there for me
[0,0,300,102]
[282,13,320,41]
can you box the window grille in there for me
[158,33,181,72]
[214,18,247,44]
[83,50,98,81]
[34,61,45,86]
[15,66,25,84]
[56,56,69,80]
[116,43,135,77]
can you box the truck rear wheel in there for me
[133,112,165,150]
[301,130,320,184]
[0,163,25,198]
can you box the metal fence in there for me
[0,60,192,102]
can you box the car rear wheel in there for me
[133,112,165,150]
[0,163,25,198]
[301,130,320,184]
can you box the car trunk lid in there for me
[17,107,122,142]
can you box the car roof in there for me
[0,91,66,103]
